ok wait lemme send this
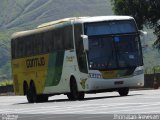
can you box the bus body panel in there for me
[85,72,144,92]
[43,50,75,94]
[78,66,144,92]
[43,50,86,94]
[12,54,49,95]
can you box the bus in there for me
[11,16,145,103]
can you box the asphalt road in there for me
[0,89,160,120]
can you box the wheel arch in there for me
[69,75,80,91]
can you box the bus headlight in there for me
[134,66,144,75]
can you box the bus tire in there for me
[27,88,34,103]
[24,82,34,103]
[118,88,129,96]
[37,95,48,103]
[67,77,85,100]
[30,81,48,103]
[78,92,85,100]
[30,81,38,103]
[23,81,28,95]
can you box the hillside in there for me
[0,0,159,81]
[0,0,113,80]
[0,0,113,29]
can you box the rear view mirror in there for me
[81,35,89,51]
[139,30,148,49]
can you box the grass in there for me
[0,80,13,87]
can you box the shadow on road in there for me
[14,93,143,105]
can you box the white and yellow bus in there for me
[11,16,145,103]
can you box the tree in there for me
[111,0,160,50]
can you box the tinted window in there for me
[75,23,88,73]
[11,24,74,59]
[64,25,74,49]
[85,20,137,36]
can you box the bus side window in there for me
[75,23,88,73]
[26,37,30,56]
[28,37,32,56]
[32,35,36,55]
[20,39,24,57]
[53,30,56,51]
[11,40,16,58]
[43,31,53,53]
[17,39,22,58]
[50,31,54,52]
[64,25,74,50]
[54,28,64,51]
[34,34,39,55]
[35,33,43,55]
[59,28,64,51]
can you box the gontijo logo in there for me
[26,57,45,68]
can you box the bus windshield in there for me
[85,20,137,36]
[85,20,143,70]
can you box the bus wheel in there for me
[118,88,129,96]
[26,88,34,103]
[30,82,48,103]
[37,95,48,103]
[24,82,34,103]
[78,92,85,100]
[30,82,38,103]
[67,78,85,100]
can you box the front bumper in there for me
[85,73,144,91]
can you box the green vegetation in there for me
[145,65,160,74]
[0,80,13,87]
[111,0,160,50]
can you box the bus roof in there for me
[79,16,134,23]
[38,16,134,28]
[12,16,134,39]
